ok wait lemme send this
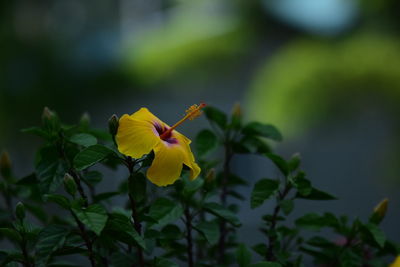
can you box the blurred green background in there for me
[1,0,400,247]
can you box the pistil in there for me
[159,103,206,140]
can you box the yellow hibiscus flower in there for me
[116,104,205,186]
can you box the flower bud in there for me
[64,173,77,196]
[108,114,119,136]
[42,107,55,122]
[370,198,388,224]
[374,198,388,216]
[42,107,60,132]
[230,102,242,129]
[205,168,216,183]
[0,151,12,179]
[232,102,242,118]
[15,202,25,221]
[80,112,91,129]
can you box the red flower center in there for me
[154,123,177,144]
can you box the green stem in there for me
[185,207,194,267]
[126,157,145,267]
[266,183,292,261]
[71,211,97,267]
[57,136,89,207]
[218,141,233,264]
[20,234,32,267]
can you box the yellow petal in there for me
[147,141,184,186]
[129,107,161,123]
[116,108,161,158]
[175,131,201,180]
[390,256,400,267]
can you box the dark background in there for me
[1,0,400,251]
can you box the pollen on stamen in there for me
[186,103,206,120]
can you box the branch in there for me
[266,183,292,261]
[218,142,233,264]
[71,211,97,267]
[185,207,194,267]
[126,157,145,267]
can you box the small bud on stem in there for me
[42,107,60,132]
[15,202,25,221]
[0,151,12,179]
[370,198,389,224]
[205,168,216,183]
[80,112,91,129]
[230,102,242,129]
[108,114,119,137]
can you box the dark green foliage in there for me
[0,105,396,267]
[71,204,108,236]
[243,122,283,142]
[236,243,252,267]
[69,133,98,147]
[35,225,69,266]
[195,129,218,157]
[203,202,241,227]
[73,144,116,171]
[194,221,219,244]
[203,106,228,129]
[148,198,184,228]
[251,179,280,209]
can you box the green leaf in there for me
[288,153,301,171]
[203,106,227,129]
[111,252,138,266]
[233,136,272,154]
[182,177,204,198]
[24,203,48,223]
[21,127,50,139]
[148,198,184,227]
[36,146,67,193]
[296,188,336,200]
[265,153,289,176]
[203,202,241,227]
[306,236,335,248]
[16,173,38,185]
[161,224,183,240]
[195,129,218,157]
[243,122,282,141]
[69,133,97,147]
[295,213,339,230]
[72,204,108,235]
[105,213,146,249]
[251,179,279,209]
[0,228,22,243]
[83,171,103,186]
[292,174,312,196]
[43,194,70,209]
[73,145,115,171]
[128,172,147,203]
[364,223,386,248]
[0,250,25,265]
[252,243,267,257]
[36,225,69,266]
[93,192,120,203]
[154,257,179,267]
[250,262,282,267]
[280,199,294,215]
[194,221,219,244]
[236,243,252,267]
